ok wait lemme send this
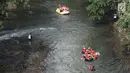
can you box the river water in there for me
[0,0,129,73]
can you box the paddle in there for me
[96,47,105,56]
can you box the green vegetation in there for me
[0,0,30,17]
[117,0,130,29]
[5,0,30,7]
[116,1,130,40]
[87,0,117,20]
[117,14,130,29]
[86,0,130,48]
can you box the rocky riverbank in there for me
[112,24,130,72]
[113,22,130,56]
[112,1,130,57]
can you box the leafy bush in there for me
[117,0,130,29]
[5,0,30,8]
[128,33,130,38]
[126,2,130,13]
[117,15,130,28]
[87,0,117,20]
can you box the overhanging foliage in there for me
[117,14,130,28]
[87,0,117,20]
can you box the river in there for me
[0,0,129,73]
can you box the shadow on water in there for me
[0,39,31,73]
[0,35,51,73]
[2,0,53,31]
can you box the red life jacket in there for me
[62,6,69,11]
[93,53,98,59]
[82,48,86,53]
[66,7,70,11]
[58,4,62,8]
[83,53,89,59]
[89,66,94,71]
[59,7,63,10]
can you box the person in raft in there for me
[58,4,70,12]
[89,65,95,71]
[82,47,86,54]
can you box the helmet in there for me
[88,47,91,49]
[58,4,62,7]
[96,52,100,56]
[83,48,86,49]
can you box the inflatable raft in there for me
[56,8,70,15]
[83,53,93,61]
[82,47,100,61]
